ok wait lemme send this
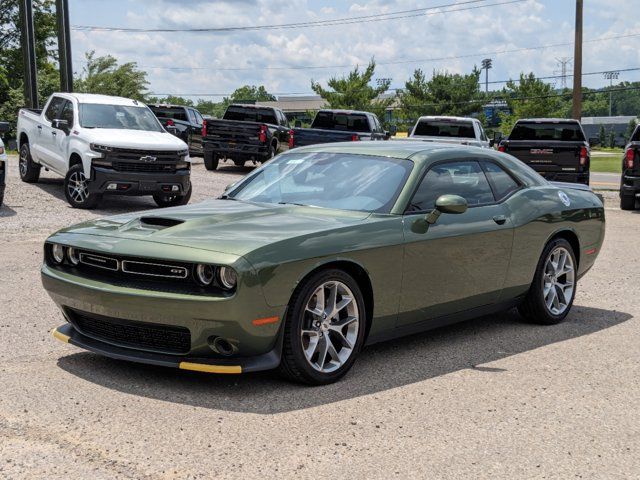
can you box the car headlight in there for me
[92,159,113,167]
[195,264,215,286]
[218,267,237,290]
[177,149,189,157]
[51,244,65,264]
[67,247,80,266]
[90,143,114,154]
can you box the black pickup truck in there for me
[498,119,590,185]
[202,104,290,171]
[148,104,204,157]
[620,125,640,210]
[289,109,393,148]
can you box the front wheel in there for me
[518,238,577,325]
[64,164,101,209]
[153,182,192,208]
[279,269,367,385]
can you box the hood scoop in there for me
[139,216,185,228]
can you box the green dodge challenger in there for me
[45,142,605,385]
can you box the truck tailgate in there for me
[205,119,262,146]
[503,141,584,173]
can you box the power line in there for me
[71,0,521,33]
[75,32,640,73]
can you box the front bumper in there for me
[52,323,281,374]
[42,261,286,371]
[89,166,191,196]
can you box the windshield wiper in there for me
[218,194,237,200]
[278,202,308,207]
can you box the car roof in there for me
[63,93,145,106]
[416,116,477,122]
[289,140,476,160]
[316,109,372,115]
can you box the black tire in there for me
[620,193,636,210]
[64,164,101,209]
[518,238,577,325]
[19,143,41,183]
[279,269,367,385]
[204,152,219,171]
[0,190,4,207]
[153,182,192,208]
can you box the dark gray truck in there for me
[498,118,590,185]
[148,104,204,157]
[621,124,640,210]
[202,104,291,171]
[289,110,394,149]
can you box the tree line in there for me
[2,0,639,139]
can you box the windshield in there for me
[79,104,163,131]
[413,120,475,138]
[509,122,585,141]
[224,106,277,124]
[311,112,371,133]
[229,152,413,213]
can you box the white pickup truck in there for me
[407,116,492,148]
[17,93,192,209]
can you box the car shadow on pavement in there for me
[32,177,162,214]
[57,305,631,415]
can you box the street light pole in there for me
[481,58,492,93]
[572,0,583,120]
[603,71,620,117]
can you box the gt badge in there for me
[558,191,571,207]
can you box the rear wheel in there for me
[64,164,101,209]
[620,193,636,210]
[279,269,366,385]
[153,182,192,208]
[204,152,219,171]
[518,238,577,325]
[19,143,41,183]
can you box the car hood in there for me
[55,199,371,257]
[80,128,187,150]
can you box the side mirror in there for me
[492,131,503,143]
[52,119,70,135]
[0,121,10,134]
[426,194,468,224]
[294,120,302,128]
[489,139,495,147]
[389,125,398,136]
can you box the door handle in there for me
[52,131,57,136]
[493,215,507,225]
[37,125,42,130]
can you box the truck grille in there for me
[112,162,176,173]
[70,309,191,354]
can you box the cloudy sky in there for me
[67,0,639,100]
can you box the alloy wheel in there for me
[542,246,575,315]
[300,281,359,373]
[68,171,89,204]
[19,147,28,177]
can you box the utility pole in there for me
[56,0,73,92]
[572,0,583,120]
[19,0,39,108]
[555,57,572,89]
[603,71,620,117]
[481,58,492,93]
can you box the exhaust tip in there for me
[208,336,235,356]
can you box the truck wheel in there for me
[518,238,577,325]
[19,143,41,183]
[153,182,192,208]
[620,194,636,210]
[204,153,219,171]
[64,164,101,209]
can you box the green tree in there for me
[0,0,58,127]
[399,67,483,120]
[75,51,149,100]
[229,85,275,103]
[146,95,194,106]
[598,124,606,146]
[624,118,637,143]
[608,129,616,148]
[311,59,393,119]
[194,99,226,118]
[498,73,566,135]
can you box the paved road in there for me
[1,155,639,479]
[591,172,620,190]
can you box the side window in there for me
[278,110,288,126]
[59,100,74,126]
[478,124,488,142]
[193,110,203,126]
[44,96,65,122]
[187,109,197,124]
[483,161,520,201]
[407,160,495,212]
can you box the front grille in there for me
[108,148,182,161]
[70,310,191,354]
[112,162,177,173]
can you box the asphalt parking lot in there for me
[1,154,639,479]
